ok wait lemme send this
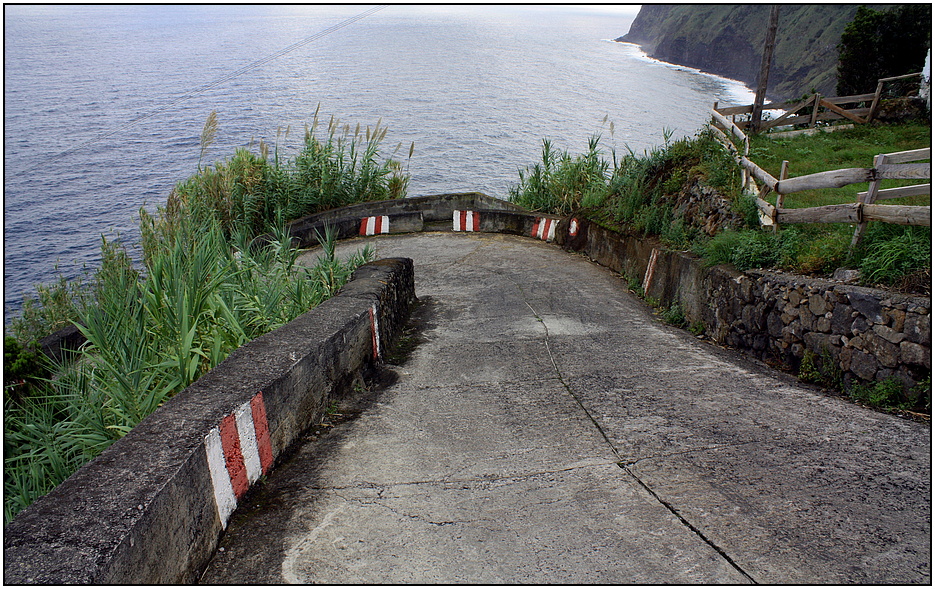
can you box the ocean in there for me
[3,4,756,320]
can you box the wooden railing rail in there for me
[709,111,930,245]
[715,72,923,133]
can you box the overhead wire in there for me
[21,4,388,173]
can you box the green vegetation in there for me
[511,121,931,292]
[798,348,844,391]
[836,4,932,96]
[850,376,930,413]
[169,106,412,239]
[4,110,404,523]
[660,303,686,328]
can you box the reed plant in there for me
[169,108,412,239]
[509,136,609,216]
[4,109,392,522]
[4,210,373,523]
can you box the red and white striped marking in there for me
[642,248,661,294]
[205,391,273,528]
[568,218,580,237]
[369,303,382,360]
[531,217,557,242]
[452,210,480,232]
[359,215,390,236]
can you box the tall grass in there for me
[509,136,609,216]
[511,128,747,240]
[4,110,395,523]
[4,213,373,523]
[170,108,412,238]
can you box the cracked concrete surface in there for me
[200,233,930,584]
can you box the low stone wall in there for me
[284,192,529,247]
[704,266,931,389]
[4,259,415,584]
[559,219,931,395]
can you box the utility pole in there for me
[751,5,780,133]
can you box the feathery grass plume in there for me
[198,110,218,172]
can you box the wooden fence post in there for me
[850,153,887,250]
[773,160,789,233]
[868,80,886,123]
[809,94,821,128]
[751,5,780,133]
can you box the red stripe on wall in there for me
[250,393,274,475]
[219,414,250,499]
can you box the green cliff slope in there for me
[617,4,886,100]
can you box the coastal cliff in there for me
[617,5,880,100]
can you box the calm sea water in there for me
[4,5,755,319]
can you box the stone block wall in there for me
[560,218,931,395]
[705,267,931,389]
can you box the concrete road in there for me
[200,232,930,584]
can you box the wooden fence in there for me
[715,72,924,133]
[709,108,931,249]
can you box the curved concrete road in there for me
[200,232,930,584]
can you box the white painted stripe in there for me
[205,427,237,528]
[371,303,382,359]
[235,401,262,485]
[466,211,475,231]
[366,216,377,235]
[453,210,460,231]
[545,219,556,242]
[643,248,660,294]
[379,215,389,233]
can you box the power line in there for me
[21,4,388,173]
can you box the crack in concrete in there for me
[303,460,622,494]
[342,494,467,528]
[404,247,757,583]
[617,461,757,584]
[517,289,623,461]
[519,287,758,585]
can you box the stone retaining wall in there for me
[4,259,415,584]
[559,218,931,395]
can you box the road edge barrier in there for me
[4,258,415,584]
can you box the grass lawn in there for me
[749,122,931,209]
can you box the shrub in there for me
[9,273,92,349]
[3,337,46,406]
[661,303,686,327]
